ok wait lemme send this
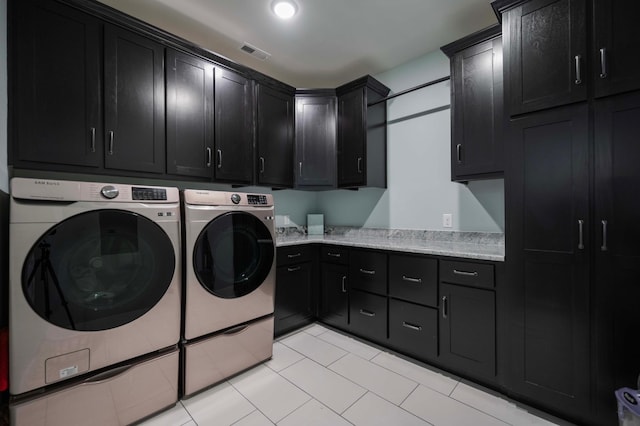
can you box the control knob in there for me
[231,193,241,204]
[100,185,119,199]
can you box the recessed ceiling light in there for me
[272,1,297,19]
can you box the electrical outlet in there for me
[443,213,453,228]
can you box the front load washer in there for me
[182,189,275,396]
[9,178,182,397]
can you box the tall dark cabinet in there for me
[166,49,215,178]
[318,246,349,329]
[441,25,504,181]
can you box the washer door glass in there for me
[21,209,176,331]
[193,211,274,299]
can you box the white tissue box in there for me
[307,214,324,235]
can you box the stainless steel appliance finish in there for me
[9,178,182,397]
[182,189,275,396]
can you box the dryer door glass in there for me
[21,209,176,331]
[193,211,275,298]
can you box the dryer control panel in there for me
[247,194,268,205]
[132,187,167,201]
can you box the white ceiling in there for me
[96,0,498,88]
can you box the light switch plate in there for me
[443,213,453,228]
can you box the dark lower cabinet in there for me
[349,290,386,343]
[166,49,214,178]
[104,25,165,174]
[388,254,438,307]
[319,262,349,330]
[275,262,313,337]
[388,298,438,361]
[349,249,387,295]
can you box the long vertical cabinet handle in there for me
[90,127,96,153]
[578,219,585,250]
[299,162,303,177]
[442,296,448,319]
[357,157,363,173]
[341,276,347,293]
[574,55,583,85]
[260,157,265,173]
[217,149,222,169]
[108,131,114,155]
[456,144,462,164]
[601,220,608,251]
[599,48,608,79]
[206,147,212,167]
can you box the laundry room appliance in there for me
[182,189,275,397]
[9,178,182,424]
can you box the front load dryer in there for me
[9,178,182,397]
[182,189,275,396]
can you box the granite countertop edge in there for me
[276,233,505,262]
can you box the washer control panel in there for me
[100,185,119,199]
[132,187,168,200]
[247,194,268,205]
[231,193,241,204]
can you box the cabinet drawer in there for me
[440,260,494,289]
[277,245,314,266]
[349,249,387,295]
[320,245,349,264]
[349,290,387,343]
[388,299,437,361]
[389,255,437,306]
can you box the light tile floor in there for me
[140,324,574,426]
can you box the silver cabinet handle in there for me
[287,266,301,273]
[217,149,222,168]
[260,157,265,173]
[359,268,375,275]
[442,296,448,319]
[206,147,212,167]
[90,127,96,153]
[108,131,114,155]
[578,219,585,250]
[456,143,462,163]
[357,157,363,173]
[453,269,478,277]
[575,55,583,85]
[599,48,608,79]
[601,220,608,251]
[402,322,422,332]
[359,309,375,317]
[402,275,422,284]
[341,276,347,293]
[287,253,302,259]
[299,161,303,177]
[327,252,341,258]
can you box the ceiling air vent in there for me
[240,42,271,61]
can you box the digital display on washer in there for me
[247,194,268,205]
[132,187,167,200]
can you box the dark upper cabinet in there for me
[214,68,253,184]
[592,0,640,98]
[256,85,294,188]
[166,49,215,178]
[441,25,504,181]
[505,103,591,421]
[593,91,640,425]
[11,0,102,169]
[501,0,587,115]
[336,76,390,188]
[104,25,165,174]
[294,92,337,189]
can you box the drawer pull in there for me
[327,252,341,258]
[359,309,375,317]
[453,269,478,277]
[287,266,301,272]
[287,253,302,259]
[402,275,422,284]
[402,322,422,332]
[359,268,375,275]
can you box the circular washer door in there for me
[21,209,176,331]
[193,211,274,299]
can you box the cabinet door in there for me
[295,96,337,188]
[593,0,640,98]
[593,91,640,424]
[349,290,386,343]
[166,49,214,178]
[319,263,348,329]
[214,68,253,184]
[256,85,294,188]
[275,262,313,336]
[337,88,365,187]
[104,25,165,174]
[12,0,102,168]
[440,283,495,380]
[504,0,587,115]
[451,37,503,180]
[505,103,590,418]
